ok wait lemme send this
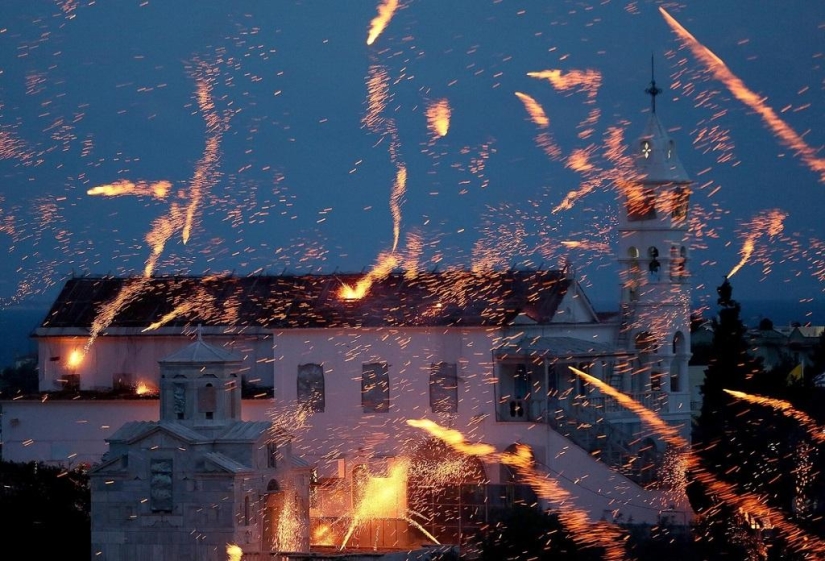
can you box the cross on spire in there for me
[645,54,662,113]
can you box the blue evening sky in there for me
[0,1,823,314]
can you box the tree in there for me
[0,359,38,396]
[0,460,90,560]
[689,278,824,559]
[689,277,768,558]
[473,505,606,560]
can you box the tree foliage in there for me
[0,460,90,560]
[689,278,825,559]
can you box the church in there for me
[30,84,694,554]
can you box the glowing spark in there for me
[571,366,825,557]
[724,389,825,444]
[86,180,171,199]
[341,460,435,549]
[135,381,155,395]
[426,98,451,137]
[406,419,495,456]
[338,252,399,300]
[727,209,787,278]
[515,92,549,128]
[226,543,243,561]
[660,7,825,183]
[407,418,626,560]
[67,349,83,369]
[183,61,227,245]
[366,0,398,45]
[276,491,306,552]
[527,69,602,100]
[390,165,406,252]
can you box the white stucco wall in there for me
[0,399,273,466]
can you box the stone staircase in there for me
[546,395,662,487]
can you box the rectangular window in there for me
[297,363,325,412]
[267,441,277,468]
[362,362,389,413]
[150,459,173,512]
[430,362,458,413]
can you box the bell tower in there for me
[616,66,692,413]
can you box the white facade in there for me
[12,94,697,552]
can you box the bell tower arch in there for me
[616,67,692,422]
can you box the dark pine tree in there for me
[689,278,825,560]
[688,277,767,559]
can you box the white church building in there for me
[4,87,695,553]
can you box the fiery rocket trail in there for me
[660,7,825,183]
[724,389,825,444]
[571,366,825,557]
[406,419,627,560]
[366,0,398,46]
[727,209,786,278]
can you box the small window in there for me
[362,362,390,413]
[626,187,656,221]
[198,383,216,417]
[267,441,277,469]
[671,186,689,220]
[627,246,639,259]
[297,363,325,413]
[430,362,458,413]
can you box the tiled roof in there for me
[38,270,571,330]
[495,335,627,359]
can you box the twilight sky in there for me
[0,1,823,314]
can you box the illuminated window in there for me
[362,362,390,413]
[430,362,458,413]
[671,186,689,220]
[150,459,173,513]
[626,187,656,221]
[297,363,325,412]
[641,140,652,159]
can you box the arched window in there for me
[671,332,686,393]
[430,362,458,413]
[297,363,325,412]
[648,246,661,280]
[362,362,390,413]
[351,464,369,508]
[671,186,689,220]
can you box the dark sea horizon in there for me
[1,299,823,369]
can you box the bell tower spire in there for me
[615,63,693,440]
[645,54,662,113]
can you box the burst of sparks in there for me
[571,366,825,558]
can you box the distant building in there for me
[17,87,696,553]
[748,325,824,371]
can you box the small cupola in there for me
[158,327,243,425]
[635,63,691,186]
